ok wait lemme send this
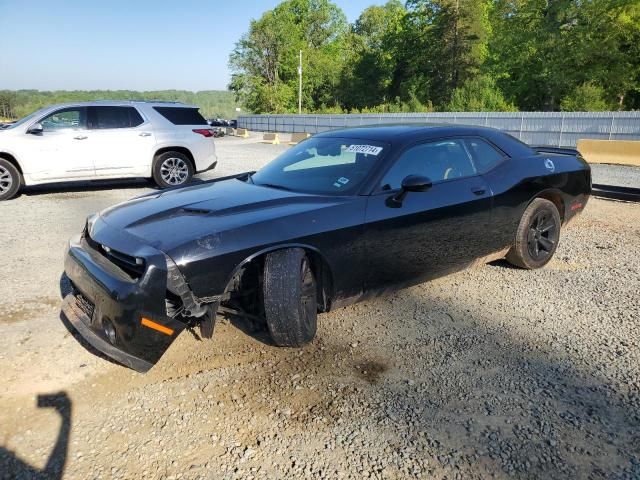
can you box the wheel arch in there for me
[152,146,195,172]
[0,151,24,175]
[530,189,565,223]
[222,243,335,312]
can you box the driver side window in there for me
[39,108,87,132]
[380,139,476,190]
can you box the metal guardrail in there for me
[238,112,640,148]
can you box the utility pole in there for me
[298,50,303,114]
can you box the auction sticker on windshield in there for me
[346,145,383,155]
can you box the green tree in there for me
[229,0,348,113]
[445,75,517,111]
[338,0,406,110]
[404,0,492,106]
[0,91,17,119]
[0,90,240,120]
[560,83,610,111]
[489,0,640,110]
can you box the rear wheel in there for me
[506,198,561,269]
[0,159,21,201]
[263,248,317,346]
[152,152,194,188]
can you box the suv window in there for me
[154,107,207,125]
[40,107,87,131]
[88,106,144,129]
[381,139,476,190]
[465,138,505,172]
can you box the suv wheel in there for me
[152,152,194,188]
[0,159,21,201]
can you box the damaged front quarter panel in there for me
[61,219,209,372]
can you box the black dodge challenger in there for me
[62,125,591,371]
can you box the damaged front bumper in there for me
[61,217,191,372]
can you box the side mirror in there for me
[401,174,432,192]
[27,123,43,135]
[387,174,432,207]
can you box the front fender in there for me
[219,243,335,300]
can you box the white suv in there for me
[0,100,218,200]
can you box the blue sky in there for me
[0,0,386,91]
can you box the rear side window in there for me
[465,138,505,172]
[153,107,207,125]
[88,107,145,129]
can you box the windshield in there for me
[5,107,50,130]
[251,136,387,195]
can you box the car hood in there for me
[98,178,348,255]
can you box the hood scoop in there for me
[123,196,335,230]
[180,207,214,215]
[124,206,214,229]
[185,195,335,218]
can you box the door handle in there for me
[471,187,486,196]
[139,132,152,137]
[73,135,88,140]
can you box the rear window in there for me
[153,107,207,125]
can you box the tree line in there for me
[229,0,640,113]
[0,90,239,121]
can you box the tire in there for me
[0,159,21,201]
[506,198,561,269]
[263,248,317,347]
[152,151,194,188]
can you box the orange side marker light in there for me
[141,317,174,336]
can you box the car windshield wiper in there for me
[255,183,293,192]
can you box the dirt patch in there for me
[0,298,60,324]
[354,360,389,384]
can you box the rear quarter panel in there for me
[483,153,591,249]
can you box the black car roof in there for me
[314,123,534,157]
[316,124,493,141]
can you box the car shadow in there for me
[21,178,157,196]
[219,305,275,346]
[488,258,521,269]
[328,288,640,478]
[0,392,71,480]
[19,177,207,197]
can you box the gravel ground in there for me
[590,163,640,188]
[0,133,639,479]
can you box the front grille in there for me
[85,232,145,279]
[76,293,95,320]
